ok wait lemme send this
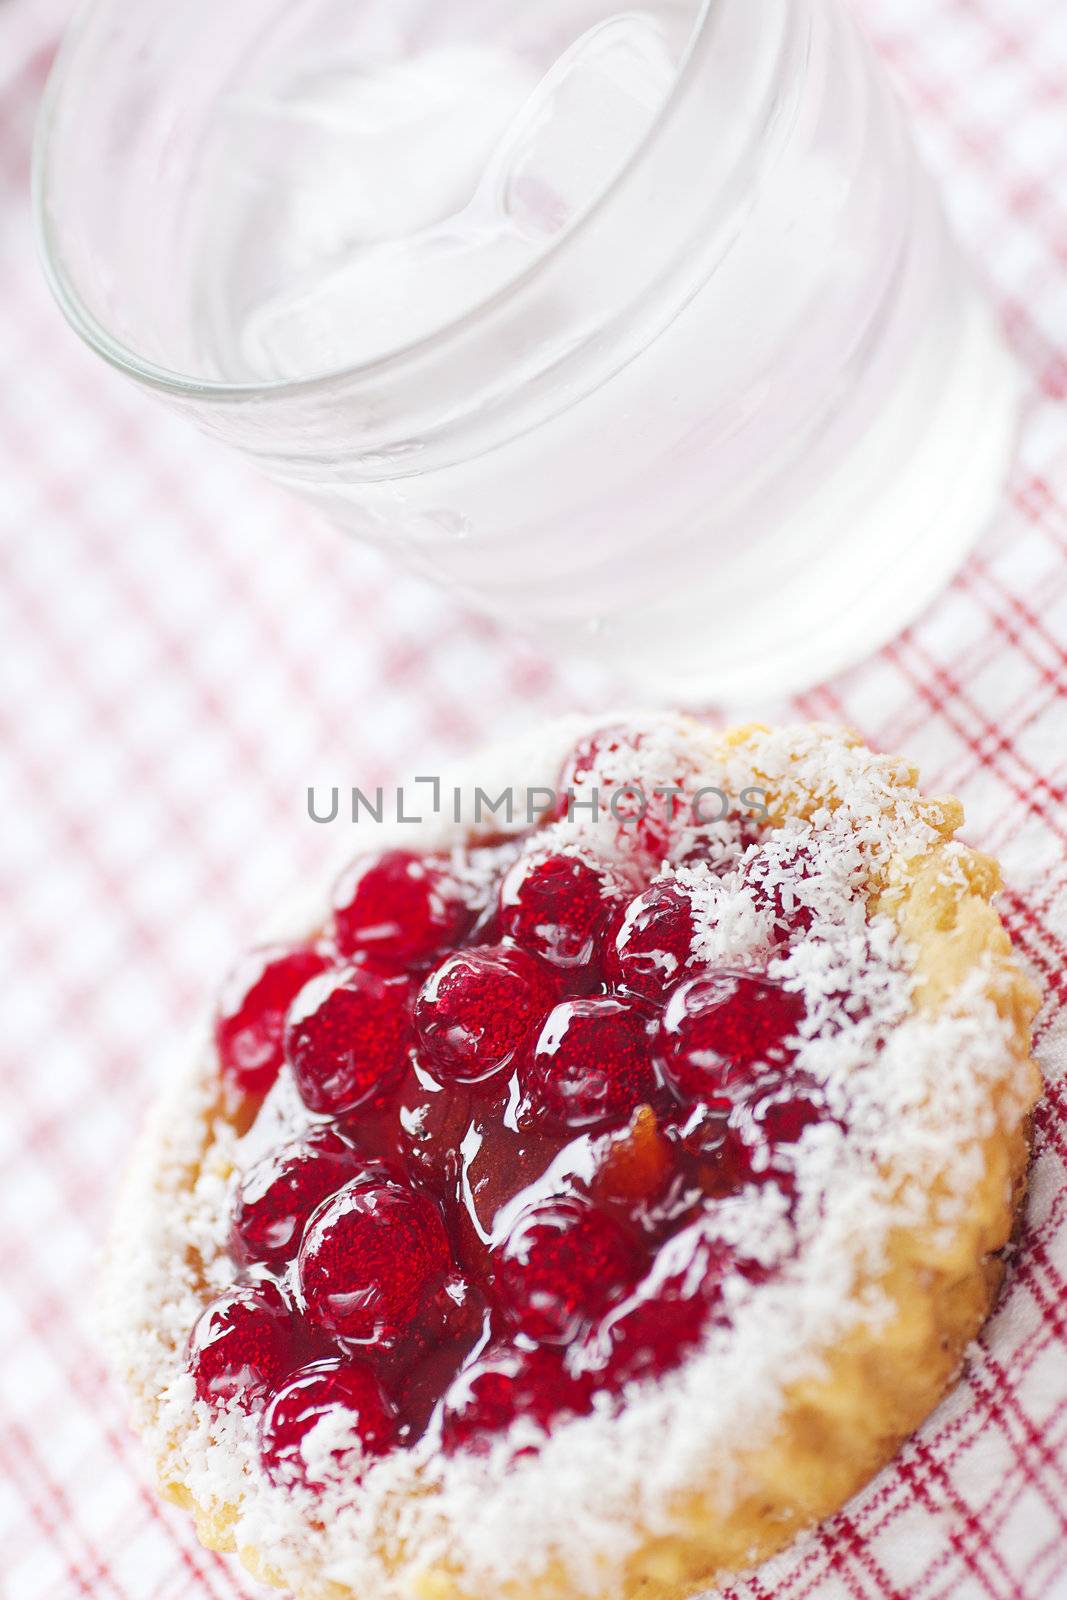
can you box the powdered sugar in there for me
[102,715,1036,1599]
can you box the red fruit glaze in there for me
[394,1278,488,1436]
[231,1127,378,1272]
[521,997,656,1131]
[498,851,630,971]
[607,882,696,1001]
[215,943,332,1098]
[414,945,554,1084]
[286,965,414,1116]
[397,1064,477,1194]
[332,850,471,964]
[298,1176,452,1348]
[490,1195,641,1344]
[441,1343,593,1455]
[259,1359,398,1488]
[658,970,805,1107]
[202,725,857,1466]
[187,1281,304,1410]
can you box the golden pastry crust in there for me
[109,720,1041,1600]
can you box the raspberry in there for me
[489,1194,640,1344]
[580,1221,742,1388]
[658,970,805,1107]
[521,997,656,1131]
[555,725,689,863]
[414,945,554,1084]
[441,1344,593,1455]
[286,964,414,1116]
[737,835,832,941]
[606,881,696,1001]
[297,1177,452,1350]
[230,1128,379,1272]
[187,1281,304,1410]
[727,1077,828,1178]
[498,851,629,972]
[214,943,331,1098]
[332,850,471,965]
[259,1359,398,1489]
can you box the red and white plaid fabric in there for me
[2,1,1066,1596]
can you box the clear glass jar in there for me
[35,0,1020,700]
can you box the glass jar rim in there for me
[33,0,720,404]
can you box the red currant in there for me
[192,723,860,1467]
[737,835,829,940]
[580,1220,742,1388]
[606,882,696,1001]
[441,1344,593,1455]
[727,1078,828,1178]
[498,851,630,972]
[230,1127,379,1272]
[555,725,690,863]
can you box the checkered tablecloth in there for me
[2,0,1067,1596]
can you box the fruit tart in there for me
[104,715,1041,1600]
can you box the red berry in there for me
[521,997,656,1131]
[259,1358,398,1489]
[187,1281,304,1411]
[414,945,554,1084]
[555,727,631,819]
[498,851,630,971]
[727,1078,827,1177]
[555,726,689,862]
[285,964,414,1116]
[747,1087,824,1147]
[671,820,750,873]
[298,1177,452,1349]
[658,970,805,1107]
[737,836,828,940]
[230,1128,379,1272]
[214,943,331,1098]
[441,1344,593,1455]
[606,882,696,1001]
[332,850,471,965]
[580,1221,742,1388]
[489,1194,640,1344]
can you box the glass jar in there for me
[35,0,1020,699]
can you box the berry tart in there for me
[105,716,1041,1600]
